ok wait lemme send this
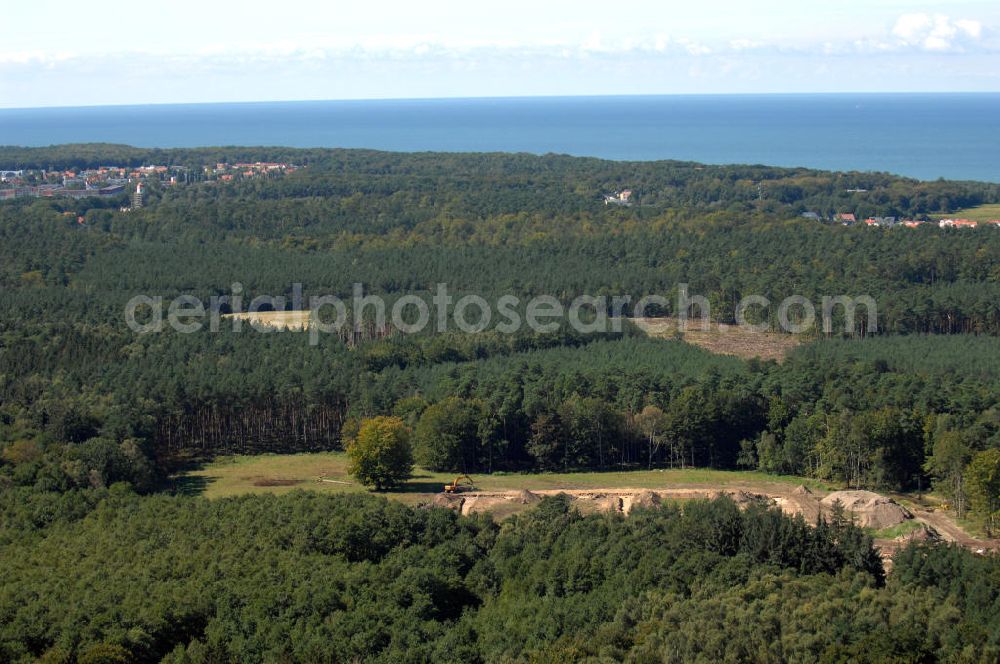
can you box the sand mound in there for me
[462,495,514,515]
[634,490,662,506]
[729,490,771,506]
[597,495,623,513]
[429,493,465,510]
[625,491,662,514]
[821,490,882,510]
[821,490,913,529]
[793,485,813,496]
[573,494,622,514]
[902,524,941,543]
[512,489,542,505]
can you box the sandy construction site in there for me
[426,484,998,559]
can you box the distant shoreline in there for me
[1,94,998,182]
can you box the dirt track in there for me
[912,508,991,549]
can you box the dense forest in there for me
[2,147,998,494]
[4,488,1000,663]
[2,145,1000,661]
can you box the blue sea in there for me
[1,94,998,182]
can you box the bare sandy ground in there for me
[217,314,801,363]
[631,317,801,361]
[428,484,998,559]
[222,311,312,330]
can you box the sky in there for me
[1,0,998,108]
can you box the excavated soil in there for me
[423,484,994,558]
[623,490,662,514]
[441,488,773,517]
[512,489,542,504]
[428,493,465,510]
[820,490,913,530]
[902,524,942,543]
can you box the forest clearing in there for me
[5,144,1000,661]
[937,203,1000,222]
[223,310,312,330]
[175,451,831,500]
[630,317,801,361]
[219,312,802,361]
[176,451,998,559]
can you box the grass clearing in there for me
[173,451,833,501]
[871,520,924,539]
[937,203,1000,222]
[632,317,801,361]
[954,513,993,541]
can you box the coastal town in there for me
[4,172,998,231]
[0,161,297,201]
[831,212,1000,229]
[602,188,1000,228]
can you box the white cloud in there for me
[891,13,984,52]
[0,50,75,66]
[729,39,764,52]
[955,19,983,40]
[892,13,934,42]
[0,15,996,82]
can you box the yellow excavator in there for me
[444,475,475,494]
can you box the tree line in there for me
[2,485,999,662]
[2,147,999,527]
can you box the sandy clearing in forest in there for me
[631,317,801,361]
[820,490,913,530]
[179,453,996,557]
[427,484,998,558]
[213,313,802,363]
[222,311,312,330]
[447,486,788,517]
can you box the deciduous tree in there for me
[347,416,413,490]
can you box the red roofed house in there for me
[939,219,978,229]
[836,213,856,224]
